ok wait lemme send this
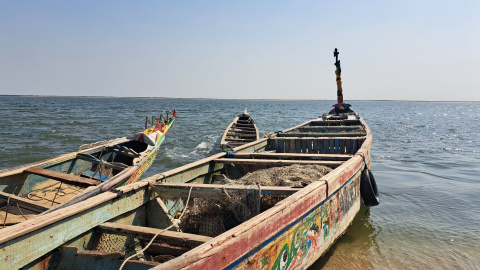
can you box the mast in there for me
[334,48,343,104]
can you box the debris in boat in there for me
[178,165,332,237]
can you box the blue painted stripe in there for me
[224,162,366,270]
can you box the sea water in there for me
[1,96,479,269]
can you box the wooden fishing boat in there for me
[0,108,377,269]
[220,107,259,150]
[0,49,379,270]
[0,110,176,227]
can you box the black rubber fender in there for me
[360,168,380,206]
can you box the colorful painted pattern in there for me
[121,118,174,187]
[230,169,362,270]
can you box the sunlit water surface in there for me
[1,97,479,269]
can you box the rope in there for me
[90,147,107,180]
[27,182,82,203]
[16,203,28,221]
[51,182,63,206]
[2,195,11,228]
[118,183,196,270]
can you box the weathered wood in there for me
[56,246,159,270]
[0,181,150,269]
[312,139,318,154]
[301,139,307,153]
[147,242,191,256]
[289,139,295,154]
[0,190,52,212]
[226,152,353,160]
[306,139,313,153]
[0,210,36,225]
[214,158,343,167]
[151,183,301,200]
[277,138,284,153]
[24,167,101,186]
[226,133,257,138]
[98,222,212,248]
[295,139,301,153]
[146,198,181,230]
[339,138,345,154]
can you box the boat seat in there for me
[151,183,300,201]
[24,167,102,186]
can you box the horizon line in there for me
[1,94,479,103]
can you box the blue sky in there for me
[1,1,479,101]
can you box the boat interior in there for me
[222,114,258,148]
[23,117,368,269]
[0,138,150,227]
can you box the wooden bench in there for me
[24,167,101,186]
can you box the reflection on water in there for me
[312,205,377,270]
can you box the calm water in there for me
[1,96,479,269]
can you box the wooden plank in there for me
[147,198,181,230]
[147,242,191,256]
[289,139,295,154]
[323,139,328,154]
[278,138,284,153]
[57,246,158,270]
[227,153,353,160]
[346,139,352,154]
[0,190,52,212]
[214,158,343,167]
[0,211,36,226]
[301,139,307,153]
[339,139,345,154]
[335,139,339,154]
[312,140,318,154]
[226,133,256,138]
[306,139,313,153]
[98,222,212,249]
[295,139,301,153]
[152,183,301,200]
[24,167,101,186]
[267,139,273,151]
[284,138,290,153]
[329,140,334,154]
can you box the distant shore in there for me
[1,95,477,103]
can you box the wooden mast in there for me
[334,48,343,104]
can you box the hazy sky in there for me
[1,1,479,101]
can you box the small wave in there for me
[195,141,210,150]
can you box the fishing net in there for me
[94,232,148,260]
[178,164,332,237]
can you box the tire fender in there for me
[360,168,380,206]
